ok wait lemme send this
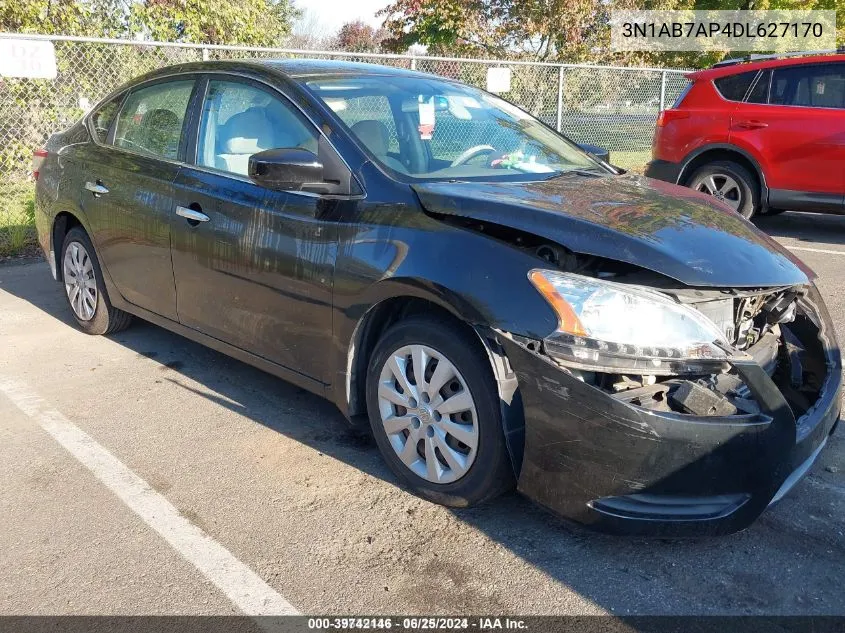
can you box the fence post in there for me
[410,56,416,70]
[659,71,666,111]
[202,47,209,62]
[556,66,564,132]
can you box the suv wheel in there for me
[365,315,514,507]
[688,160,759,219]
[61,227,133,335]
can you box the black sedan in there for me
[33,60,841,536]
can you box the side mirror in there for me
[248,148,324,192]
[577,143,611,165]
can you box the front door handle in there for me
[176,205,210,224]
[733,120,769,130]
[84,181,109,195]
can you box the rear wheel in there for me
[687,160,759,219]
[61,227,132,335]
[365,315,514,507]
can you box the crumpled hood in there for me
[412,173,813,288]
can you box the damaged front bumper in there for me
[499,287,841,537]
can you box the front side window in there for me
[197,80,318,176]
[114,80,194,160]
[307,75,601,181]
[771,63,845,109]
[90,94,123,144]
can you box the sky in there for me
[294,0,389,33]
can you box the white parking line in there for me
[0,376,299,617]
[784,245,845,256]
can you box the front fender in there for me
[328,194,558,422]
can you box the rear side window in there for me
[771,63,845,109]
[745,70,771,104]
[89,95,123,143]
[114,80,194,160]
[714,71,758,102]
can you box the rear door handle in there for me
[176,205,210,224]
[84,181,109,195]
[733,120,769,130]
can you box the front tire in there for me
[687,160,759,219]
[365,315,514,507]
[60,227,132,335]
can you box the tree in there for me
[130,0,300,46]
[335,19,388,52]
[0,0,300,46]
[0,0,128,37]
[378,0,844,66]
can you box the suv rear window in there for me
[714,71,758,102]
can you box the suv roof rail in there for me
[713,48,844,68]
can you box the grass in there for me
[608,150,652,174]
[0,182,37,259]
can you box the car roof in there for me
[259,58,430,79]
[689,52,845,81]
[133,58,433,85]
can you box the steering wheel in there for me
[450,144,496,167]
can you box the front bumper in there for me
[500,289,841,537]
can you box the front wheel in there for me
[365,316,514,507]
[60,227,132,335]
[687,160,759,219]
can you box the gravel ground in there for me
[1,211,843,616]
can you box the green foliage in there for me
[131,0,300,46]
[0,0,300,45]
[0,183,36,258]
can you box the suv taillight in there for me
[33,148,48,180]
[656,109,690,127]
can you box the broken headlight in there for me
[528,269,730,375]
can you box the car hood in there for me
[412,173,813,288]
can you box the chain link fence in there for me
[0,33,688,256]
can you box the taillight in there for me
[656,109,690,127]
[33,148,48,180]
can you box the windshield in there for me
[305,75,605,181]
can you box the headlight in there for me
[528,269,730,375]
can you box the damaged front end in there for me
[498,273,841,536]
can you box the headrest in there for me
[351,120,390,156]
[222,109,275,154]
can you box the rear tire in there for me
[60,227,132,335]
[687,160,759,219]
[365,315,514,507]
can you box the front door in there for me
[170,77,338,382]
[77,78,197,320]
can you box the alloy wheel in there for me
[693,173,742,211]
[376,344,479,484]
[63,241,98,321]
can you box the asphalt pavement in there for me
[1,211,844,616]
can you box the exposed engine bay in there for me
[604,284,826,420]
[534,244,827,420]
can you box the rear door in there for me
[730,63,845,211]
[170,75,339,382]
[78,77,198,320]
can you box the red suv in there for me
[645,52,845,218]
